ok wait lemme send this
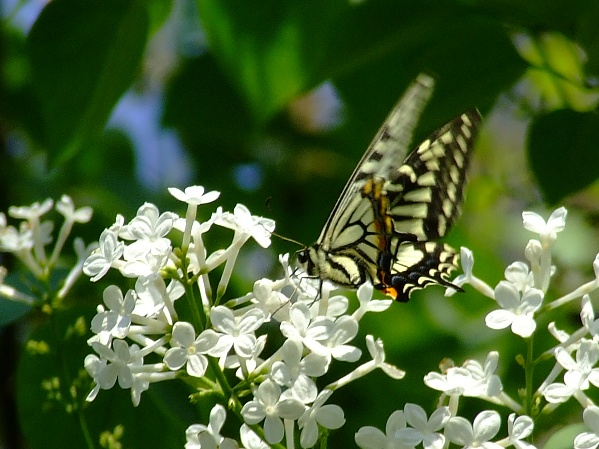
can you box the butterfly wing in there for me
[316,73,436,249]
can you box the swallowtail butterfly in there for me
[297,74,481,301]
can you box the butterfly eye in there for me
[297,250,308,264]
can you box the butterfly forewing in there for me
[386,110,481,240]
[298,74,481,301]
[317,73,435,247]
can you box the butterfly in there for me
[296,74,481,301]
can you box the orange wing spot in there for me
[379,285,398,299]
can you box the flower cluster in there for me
[356,207,599,449]
[4,189,599,448]
[0,195,94,304]
[81,185,403,448]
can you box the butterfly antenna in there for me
[270,231,306,248]
[263,198,307,248]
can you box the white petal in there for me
[240,401,266,423]
[355,426,387,449]
[211,306,236,333]
[164,348,187,370]
[543,383,573,403]
[404,403,428,429]
[547,207,567,232]
[315,404,345,429]
[264,415,284,443]
[555,347,578,370]
[472,410,500,441]
[485,310,515,330]
[187,354,208,377]
[494,281,520,309]
[395,427,422,446]
[445,417,474,445]
[584,406,599,432]
[300,417,319,448]
[171,321,196,347]
[511,315,537,338]
[574,432,599,449]
[276,398,306,420]
[522,211,546,233]
[209,404,227,433]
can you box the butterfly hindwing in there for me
[376,242,460,302]
[297,74,481,301]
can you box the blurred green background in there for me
[2,0,599,447]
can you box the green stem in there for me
[524,336,535,417]
[179,252,206,331]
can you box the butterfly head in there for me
[295,245,319,277]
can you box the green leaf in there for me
[0,298,31,327]
[527,109,599,204]
[543,422,586,449]
[196,0,343,122]
[27,0,148,166]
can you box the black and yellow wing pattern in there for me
[297,74,481,301]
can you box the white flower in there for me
[241,379,305,444]
[298,389,345,448]
[320,315,361,362]
[504,262,534,292]
[210,306,265,358]
[543,340,599,404]
[325,335,403,392]
[0,221,34,252]
[444,410,502,449]
[164,322,219,377]
[485,281,543,338]
[522,207,567,245]
[395,404,450,449]
[55,195,92,223]
[252,278,290,322]
[83,229,124,281]
[271,340,327,404]
[169,185,220,206]
[134,274,183,319]
[425,353,502,401]
[447,247,474,294]
[352,282,392,320]
[121,253,171,279]
[445,247,494,298]
[424,366,473,397]
[366,335,405,379]
[575,406,599,449]
[88,340,137,390]
[507,414,535,449]
[240,424,270,449]
[462,352,503,398]
[185,404,239,449]
[119,203,176,259]
[355,410,414,449]
[9,198,53,221]
[225,334,267,379]
[558,339,599,390]
[581,295,599,339]
[280,303,333,356]
[215,203,275,248]
[90,285,136,345]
